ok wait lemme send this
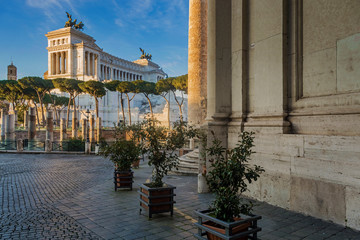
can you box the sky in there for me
[0,0,189,80]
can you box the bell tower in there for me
[7,62,17,80]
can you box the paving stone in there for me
[0,153,359,239]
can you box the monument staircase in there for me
[172,148,200,175]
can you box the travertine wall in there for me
[205,0,360,230]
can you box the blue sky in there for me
[0,0,189,80]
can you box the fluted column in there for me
[188,0,208,127]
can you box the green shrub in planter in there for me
[206,131,264,222]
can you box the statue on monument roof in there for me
[139,48,152,61]
[65,12,84,30]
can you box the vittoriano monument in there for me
[64,12,84,30]
[139,48,152,61]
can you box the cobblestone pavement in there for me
[0,154,359,240]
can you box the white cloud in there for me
[26,0,79,23]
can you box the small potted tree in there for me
[195,131,265,240]
[99,126,141,191]
[137,119,192,218]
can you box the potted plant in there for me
[99,126,141,191]
[136,119,192,218]
[194,131,265,240]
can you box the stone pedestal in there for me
[60,118,67,141]
[46,111,53,141]
[72,111,77,138]
[28,108,36,140]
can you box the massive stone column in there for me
[72,110,77,138]
[89,115,95,143]
[1,109,6,141]
[46,111,53,141]
[60,118,67,141]
[28,108,36,140]
[188,0,208,127]
[92,53,95,76]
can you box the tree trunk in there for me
[95,97,99,118]
[145,95,153,118]
[126,94,132,125]
[120,93,125,125]
[34,103,40,126]
[72,97,77,124]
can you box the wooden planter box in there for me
[114,170,133,191]
[194,210,261,240]
[138,183,176,218]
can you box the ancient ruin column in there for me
[60,118,67,141]
[96,117,101,143]
[72,110,77,138]
[1,109,6,141]
[28,108,36,140]
[81,118,88,141]
[46,111,53,141]
[188,0,208,127]
[5,114,15,141]
[89,115,95,143]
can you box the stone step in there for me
[172,148,200,175]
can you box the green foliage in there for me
[155,78,175,95]
[78,80,106,117]
[131,119,195,187]
[172,74,188,93]
[206,131,264,222]
[52,78,83,97]
[99,138,141,171]
[63,137,85,151]
[117,81,135,93]
[104,80,120,92]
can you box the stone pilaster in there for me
[188,0,208,127]
[28,108,36,140]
